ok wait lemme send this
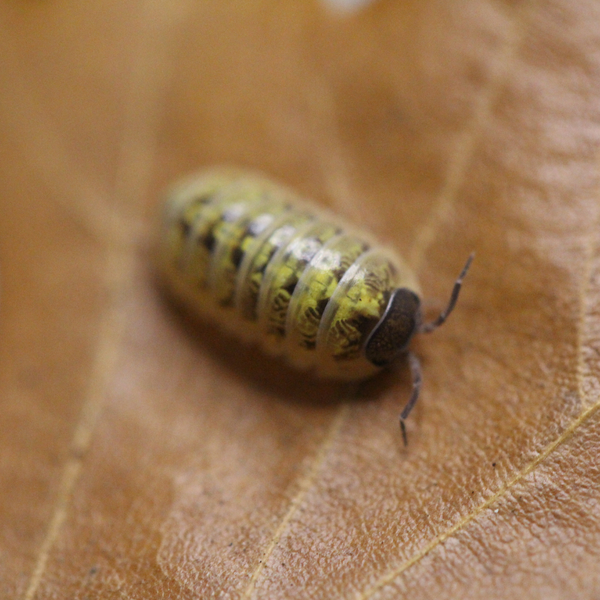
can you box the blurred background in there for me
[2,1,600,599]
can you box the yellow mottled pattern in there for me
[209,188,288,306]
[236,211,313,320]
[182,197,234,288]
[316,251,403,379]
[161,170,243,277]
[258,221,341,342]
[285,234,369,366]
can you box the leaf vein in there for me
[20,2,194,595]
[241,404,350,600]
[357,400,600,600]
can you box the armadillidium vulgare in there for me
[158,167,473,444]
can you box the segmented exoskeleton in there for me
[158,167,472,443]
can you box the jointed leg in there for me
[400,351,422,447]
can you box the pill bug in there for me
[158,167,473,443]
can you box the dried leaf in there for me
[1,1,600,599]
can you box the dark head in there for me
[364,252,474,369]
[364,288,422,367]
[364,253,474,446]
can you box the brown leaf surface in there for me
[1,1,600,598]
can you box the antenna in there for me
[419,252,474,334]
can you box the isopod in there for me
[158,167,473,443]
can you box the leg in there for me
[400,351,422,446]
[420,252,474,334]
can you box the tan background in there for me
[2,0,600,598]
